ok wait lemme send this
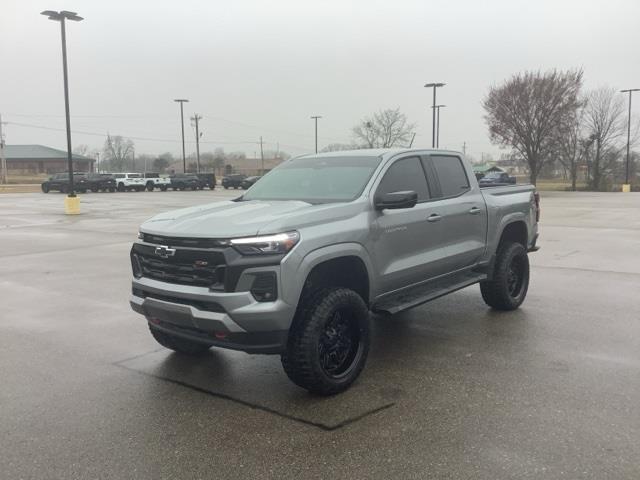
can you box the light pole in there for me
[621,89,639,189]
[424,83,445,148]
[311,116,322,153]
[191,114,202,173]
[41,10,83,211]
[431,104,446,148]
[174,99,189,172]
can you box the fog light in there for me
[250,272,277,302]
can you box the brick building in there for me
[3,145,95,175]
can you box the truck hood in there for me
[140,199,363,238]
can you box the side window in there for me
[377,157,430,201]
[430,156,470,197]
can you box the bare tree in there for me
[583,87,627,190]
[484,69,583,184]
[103,135,134,172]
[352,108,416,148]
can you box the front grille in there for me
[132,243,226,289]
[142,233,229,249]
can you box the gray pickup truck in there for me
[130,149,540,395]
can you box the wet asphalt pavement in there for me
[1,190,639,479]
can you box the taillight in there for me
[533,192,540,222]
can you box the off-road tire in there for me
[480,242,530,311]
[149,325,211,355]
[281,287,370,396]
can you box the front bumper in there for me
[130,275,294,354]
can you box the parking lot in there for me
[1,190,639,479]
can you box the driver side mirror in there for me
[374,191,418,210]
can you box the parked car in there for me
[222,174,246,189]
[130,149,540,395]
[240,176,261,189]
[478,171,516,186]
[85,173,116,192]
[41,173,89,194]
[169,173,203,190]
[113,173,146,192]
[196,173,216,190]
[142,172,171,191]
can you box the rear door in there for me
[423,154,487,270]
[370,156,453,296]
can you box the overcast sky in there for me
[1,0,639,161]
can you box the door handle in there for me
[468,207,481,215]
[427,214,442,223]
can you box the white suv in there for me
[113,173,145,192]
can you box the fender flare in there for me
[282,242,375,307]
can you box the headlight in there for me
[137,231,144,240]
[230,231,299,255]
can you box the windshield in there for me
[242,155,381,203]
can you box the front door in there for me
[370,156,452,297]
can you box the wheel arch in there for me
[287,243,374,310]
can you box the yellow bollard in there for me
[64,195,81,215]
[622,184,631,193]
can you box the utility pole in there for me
[621,89,639,189]
[259,136,264,174]
[174,99,189,173]
[310,116,322,153]
[424,83,445,148]
[0,115,7,184]
[191,114,202,173]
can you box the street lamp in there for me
[424,82,445,148]
[174,99,189,172]
[620,88,639,190]
[311,115,322,153]
[41,10,83,213]
[431,104,446,148]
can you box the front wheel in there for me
[149,325,211,355]
[41,184,50,193]
[480,242,530,311]
[281,287,370,396]
[117,183,125,192]
[146,183,155,192]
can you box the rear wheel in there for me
[149,325,211,355]
[146,182,155,192]
[281,287,370,395]
[480,242,530,311]
[160,185,167,191]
